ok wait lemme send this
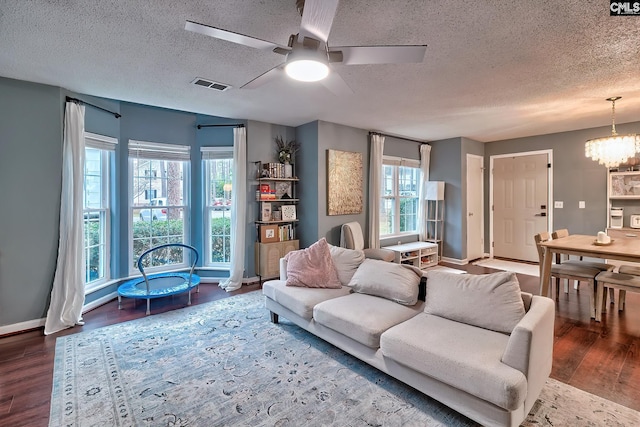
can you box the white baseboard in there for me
[0,317,46,336]
[83,292,118,314]
[440,256,467,265]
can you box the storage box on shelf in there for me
[254,161,300,281]
[384,241,439,269]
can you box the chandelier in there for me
[585,97,640,168]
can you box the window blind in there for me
[85,132,117,151]
[383,156,420,168]
[201,146,233,160]
[128,139,190,161]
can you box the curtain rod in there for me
[369,131,429,145]
[65,96,121,118]
[197,123,245,129]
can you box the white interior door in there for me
[492,153,549,262]
[466,154,484,261]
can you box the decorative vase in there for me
[284,162,293,178]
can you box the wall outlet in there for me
[579,201,585,209]
[554,201,563,208]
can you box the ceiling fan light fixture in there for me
[285,59,329,82]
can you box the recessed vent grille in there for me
[191,77,231,91]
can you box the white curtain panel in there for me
[368,134,385,249]
[418,144,432,240]
[219,127,247,292]
[44,102,86,335]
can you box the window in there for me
[83,132,116,290]
[380,156,420,237]
[202,147,233,266]
[129,140,190,274]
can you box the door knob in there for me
[468,212,474,216]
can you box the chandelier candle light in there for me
[585,97,640,168]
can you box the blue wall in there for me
[0,78,63,325]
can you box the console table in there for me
[384,241,439,269]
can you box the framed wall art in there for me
[327,149,363,215]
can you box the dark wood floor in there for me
[2,263,639,426]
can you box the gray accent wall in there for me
[484,121,640,253]
[296,121,320,248]
[246,120,296,277]
[429,138,463,260]
[0,78,64,326]
[317,121,370,246]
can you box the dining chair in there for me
[534,231,604,321]
[551,229,614,300]
[595,265,640,321]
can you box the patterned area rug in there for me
[50,292,639,426]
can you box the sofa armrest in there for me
[363,248,395,262]
[279,258,288,281]
[501,295,554,410]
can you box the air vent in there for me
[191,77,231,92]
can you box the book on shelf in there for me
[261,202,272,222]
[260,162,289,179]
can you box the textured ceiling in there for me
[1,1,639,142]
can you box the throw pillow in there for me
[285,238,342,288]
[348,259,422,305]
[328,244,366,286]
[423,270,525,334]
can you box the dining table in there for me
[538,234,640,297]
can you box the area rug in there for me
[472,258,540,277]
[50,292,639,426]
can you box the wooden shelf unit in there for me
[254,161,300,281]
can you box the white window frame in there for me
[128,140,190,275]
[380,156,421,238]
[202,147,234,268]
[84,132,116,292]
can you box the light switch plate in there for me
[554,201,563,208]
[579,201,585,209]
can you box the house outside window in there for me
[129,140,190,274]
[202,147,233,266]
[380,156,420,237]
[83,132,117,291]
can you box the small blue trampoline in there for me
[118,243,201,315]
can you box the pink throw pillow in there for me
[285,238,342,288]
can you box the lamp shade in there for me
[426,181,444,200]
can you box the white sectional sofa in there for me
[262,240,555,427]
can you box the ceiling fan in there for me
[185,0,427,95]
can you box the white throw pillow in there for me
[424,270,525,334]
[329,244,366,286]
[348,259,422,305]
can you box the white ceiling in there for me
[1,1,639,142]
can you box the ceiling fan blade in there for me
[241,65,285,89]
[329,45,427,65]
[299,0,339,43]
[185,20,289,53]
[320,70,354,96]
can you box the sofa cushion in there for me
[329,244,366,286]
[313,293,424,348]
[285,238,342,289]
[348,259,422,305]
[424,270,525,334]
[380,313,527,411]
[262,280,351,320]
